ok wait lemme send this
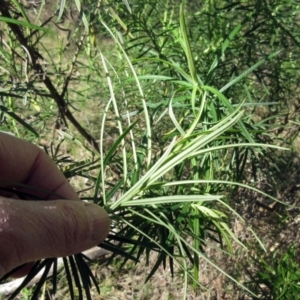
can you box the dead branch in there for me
[0,4,100,153]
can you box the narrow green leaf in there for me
[30,259,54,300]
[219,51,281,93]
[121,194,222,206]
[63,257,75,300]
[68,256,83,300]
[0,16,51,33]
[179,3,197,83]
[0,105,39,137]
[8,260,45,300]
[57,0,66,22]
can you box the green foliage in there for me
[0,0,298,299]
[247,245,300,300]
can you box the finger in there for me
[0,197,110,278]
[0,132,79,200]
[10,262,35,278]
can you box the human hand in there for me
[0,132,110,279]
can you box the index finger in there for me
[0,132,79,201]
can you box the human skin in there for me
[0,132,110,278]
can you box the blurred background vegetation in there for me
[1,0,300,299]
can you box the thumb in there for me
[0,197,110,278]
